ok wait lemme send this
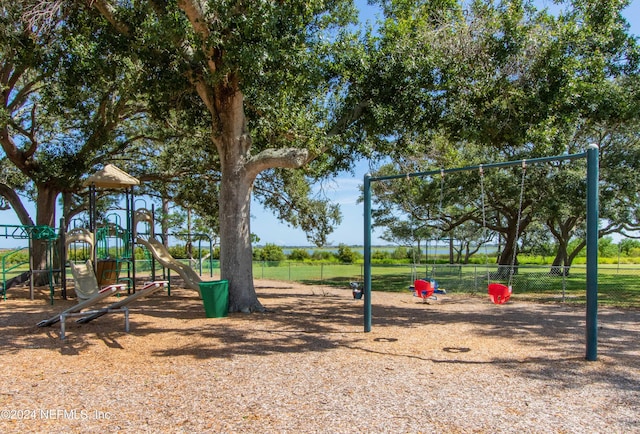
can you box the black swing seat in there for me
[350,281,363,299]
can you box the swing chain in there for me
[479,165,490,284]
[432,169,446,279]
[508,160,527,288]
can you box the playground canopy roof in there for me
[83,164,140,189]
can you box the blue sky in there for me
[2,1,639,248]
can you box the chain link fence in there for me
[250,261,640,308]
[131,258,639,308]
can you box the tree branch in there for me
[89,0,132,35]
[7,77,43,112]
[177,0,218,74]
[246,148,314,180]
[328,100,370,136]
[22,103,39,159]
[0,183,34,226]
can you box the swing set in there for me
[363,146,600,361]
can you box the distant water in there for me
[280,245,500,256]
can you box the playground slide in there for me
[137,236,203,292]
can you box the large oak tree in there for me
[64,0,372,312]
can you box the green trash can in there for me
[199,280,229,318]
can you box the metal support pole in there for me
[89,184,97,272]
[124,307,130,332]
[129,188,136,294]
[60,313,66,339]
[29,237,34,301]
[60,217,67,299]
[585,144,599,361]
[364,174,372,332]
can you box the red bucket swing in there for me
[487,282,512,304]
[410,169,445,303]
[479,161,527,305]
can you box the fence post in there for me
[474,265,478,293]
[562,267,566,302]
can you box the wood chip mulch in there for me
[0,279,638,433]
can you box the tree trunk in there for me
[213,85,311,312]
[32,183,59,285]
[448,234,454,264]
[219,164,264,313]
[162,197,170,248]
[547,217,579,276]
[566,241,585,267]
[495,225,520,279]
[550,243,568,276]
[186,208,193,260]
[215,85,265,313]
[498,226,517,266]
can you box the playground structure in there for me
[61,164,211,298]
[363,146,600,360]
[69,164,140,295]
[0,224,58,302]
[37,164,210,337]
[0,164,214,336]
[37,280,168,339]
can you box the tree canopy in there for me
[365,0,639,269]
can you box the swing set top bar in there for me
[366,151,588,182]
